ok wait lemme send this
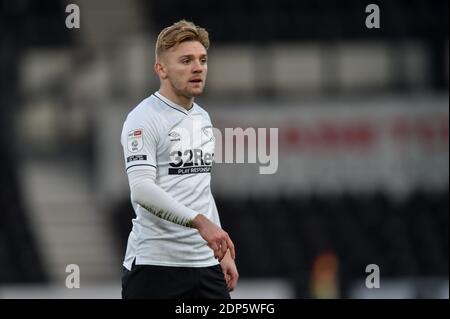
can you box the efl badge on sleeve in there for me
[127,129,144,153]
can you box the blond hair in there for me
[155,20,209,60]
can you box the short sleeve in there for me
[121,113,160,173]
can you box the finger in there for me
[226,238,236,260]
[210,242,219,257]
[229,272,238,291]
[209,242,220,259]
[225,274,232,291]
[214,242,225,260]
[215,248,222,260]
[220,239,228,256]
[222,271,231,290]
[209,241,219,252]
[217,248,225,261]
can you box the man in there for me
[120,20,238,299]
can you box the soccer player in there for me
[120,20,238,299]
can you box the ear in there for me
[154,62,168,79]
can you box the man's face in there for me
[157,41,208,98]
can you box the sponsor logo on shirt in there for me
[127,155,147,162]
[168,131,181,142]
[168,149,214,175]
[127,129,144,153]
[202,126,214,143]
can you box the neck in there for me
[158,86,194,110]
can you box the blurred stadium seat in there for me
[111,190,449,298]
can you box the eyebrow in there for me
[178,54,208,59]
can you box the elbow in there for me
[129,180,145,205]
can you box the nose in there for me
[192,60,204,73]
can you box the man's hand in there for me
[191,214,236,262]
[220,250,239,291]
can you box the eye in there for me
[181,59,190,64]
[200,57,208,64]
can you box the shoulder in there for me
[124,95,166,127]
[127,95,165,119]
[122,96,168,139]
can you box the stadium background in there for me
[0,0,448,298]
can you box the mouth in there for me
[189,78,203,84]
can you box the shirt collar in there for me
[154,91,195,115]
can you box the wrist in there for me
[190,213,207,230]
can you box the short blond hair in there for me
[155,20,209,60]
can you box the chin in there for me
[188,89,204,97]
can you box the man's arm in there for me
[128,168,197,226]
[220,250,239,291]
[128,169,235,261]
[191,214,236,261]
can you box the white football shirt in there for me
[120,92,221,269]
